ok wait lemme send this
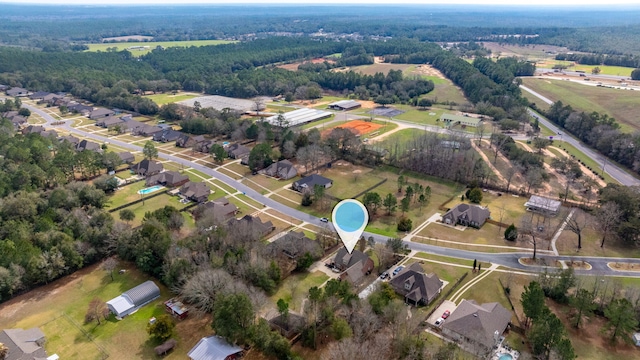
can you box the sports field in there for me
[326,119,383,136]
[85,40,236,56]
[522,78,640,133]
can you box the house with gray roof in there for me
[153,128,183,143]
[440,113,482,128]
[59,135,80,146]
[28,91,50,100]
[262,160,297,180]
[180,181,211,203]
[197,197,239,221]
[6,87,28,97]
[187,335,243,360]
[333,248,374,285]
[229,215,275,237]
[117,151,135,164]
[95,116,125,128]
[106,280,161,318]
[389,263,443,306]
[130,159,163,176]
[268,231,323,260]
[0,328,48,360]
[21,125,44,135]
[525,195,562,216]
[133,124,163,137]
[441,300,512,356]
[89,108,115,120]
[67,103,93,115]
[292,174,332,193]
[226,143,250,159]
[176,134,206,148]
[194,139,215,154]
[442,203,490,228]
[76,139,102,153]
[146,171,189,188]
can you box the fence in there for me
[498,278,524,330]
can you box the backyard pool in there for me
[222,141,230,146]
[498,354,513,360]
[138,185,164,195]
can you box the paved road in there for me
[24,103,640,277]
[520,85,640,186]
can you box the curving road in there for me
[521,85,640,186]
[24,103,640,277]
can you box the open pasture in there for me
[85,40,235,56]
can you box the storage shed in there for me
[106,280,161,318]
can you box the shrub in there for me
[504,224,518,241]
[397,216,413,232]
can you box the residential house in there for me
[389,263,443,306]
[180,181,212,203]
[6,87,28,97]
[196,197,239,221]
[226,143,250,159]
[176,134,206,148]
[59,135,80,146]
[89,108,115,120]
[146,171,189,187]
[133,124,163,137]
[267,231,323,260]
[229,215,275,237]
[40,93,64,106]
[40,130,58,138]
[67,103,93,115]
[106,281,161,318]
[525,195,562,216]
[332,248,374,285]
[130,159,164,176]
[269,312,306,339]
[117,151,135,164]
[442,203,490,228]
[292,174,332,193]
[153,128,183,143]
[76,139,102,153]
[327,99,362,111]
[28,91,51,100]
[194,139,215,154]
[21,125,44,135]
[441,300,512,356]
[95,116,124,128]
[0,84,8,92]
[187,336,243,360]
[262,160,297,180]
[6,114,27,128]
[0,328,49,360]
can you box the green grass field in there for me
[572,65,634,77]
[521,78,640,133]
[85,40,236,56]
[144,92,199,105]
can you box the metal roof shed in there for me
[188,336,243,360]
[124,280,161,307]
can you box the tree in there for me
[397,175,406,193]
[331,317,353,340]
[383,193,397,215]
[418,98,432,109]
[119,208,135,223]
[400,196,410,214]
[475,123,486,147]
[147,314,175,342]
[308,286,323,349]
[374,96,392,108]
[93,175,119,193]
[532,137,552,154]
[632,68,640,81]
[570,288,596,329]
[397,216,412,232]
[102,257,118,281]
[521,281,545,327]
[18,107,31,118]
[504,224,518,241]
[212,292,254,344]
[467,187,482,203]
[555,338,577,360]
[525,168,544,194]
[362,192,382,215]
[529,311,569,360]
[248,143,273,172]
[596,202,622,248]
[313,184,325,210]
[210,143,227,164]
[301,193,313,206]
[143,140,158,160]
[386,237,407,255]
[102,151,123,172]
[85,297,108,325]
[603,298,638,344]
[276,298,289,328]
[565,209,588,250]
[592,67,601,75]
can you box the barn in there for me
[106,281,161,318]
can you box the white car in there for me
[434,317,444,326]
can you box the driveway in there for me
[427,300,457,326]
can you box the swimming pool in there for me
[138,185,164,195]
[498,354,513,360]
[222,141,230,146]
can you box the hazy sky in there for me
[2,0,640,5]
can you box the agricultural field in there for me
[84,40,236,56]
[0,261,211,360]
[521,78,640,132]
[346,63,414,76]
[482,42,571,60]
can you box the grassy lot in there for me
[144,92,199,105]
[555,142,618,184]
[480,192,529,226]
[416,223,529,253]
[247,174,293,193]
[236,193,265,211]
[223,162,251,177]
[348,63,414,76]
[270,271,329,312]
[393,106,446,126]
[85,40,235,56]
[106,181,148,209]
[378,128,426,147]
[521,78,640,133]
[456,272,518,323]
[114,193,190,227]
[210,179,236,194]
[571,64,634,77]
[0,261,211,360]
[323,162,385,200]
[555,222,640,258]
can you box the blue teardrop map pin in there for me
[332,199,369,254]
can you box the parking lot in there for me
[426,300,457,327]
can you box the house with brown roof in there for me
[268,231,323,260]
[0,327,48,360]
[59,135,80,145]
[146,171,189,187]
[389,263,443,306]
[96,116,125,128]
[153,128,183,143]
[441,300,512,356]
[194,139,215,154]
[89,108,115,120]
[176,134,206,148]
[442,203,490,228]
[117,151,135,164]
[6,87,28,97]
[261,160,298,180]
[196,197,239,221]
[130,159,163,176]
[180,181,211,203]
[332,248,374,285]
[229,215,275,237]
[76,139,103,153]
[226,143,250,159]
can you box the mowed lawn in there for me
[0,261,211,360]
[144,92,200,105]
[270,271,329,312]
[85,40,236,56]
[521,78,640,133]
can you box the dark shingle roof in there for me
[442,203,490,227]
[442,300,511,349]
[293,174,332,190]
[389,263,443,304]
[0,328,47,360]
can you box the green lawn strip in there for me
[42,316,105,360]
[249,174,292,192]
[298,114,336,130]
[210,179,236,194]
[326,170,385,199]
[106,182,147,209]
[216,167,243,180]
[555,142,618,184]
[223,162,250,177]
[271,189,303,206]
[379,128,424,146]
[117,193,189,227]
[234,193,264,211]
[571,64,634,77]
[85,40,235,56]
[159,161,186,173]
[270,271,329,312]
[144,93,199,105]
[393,106,446,126]
[413,252,490,270]
[429,81,470,105]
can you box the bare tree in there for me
[85,297,108,325]
[596,202,622,248]
[325,333,391,360]
[475,123,486,147]
[524,168,543,194]
[565,209,589,250]
[505,166,518,193]
[520,216,539,260]
[102,257,118,281]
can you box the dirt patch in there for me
[608,262,640,271]
[322,120,383,137]
[410,64,446,79]
[276,58,336,71]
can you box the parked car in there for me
[331,267,341,273]
[320,217,329,223]
[380,272,389,280]
[392,266,404,276]
[442,310,450,319]
[435,317,444,326]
